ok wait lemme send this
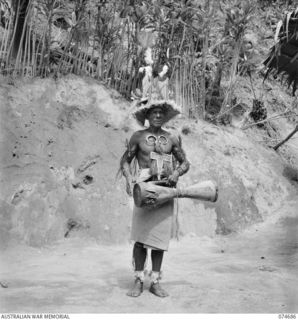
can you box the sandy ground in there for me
[0,198,297,314]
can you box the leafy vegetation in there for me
[0,0,296,123]
[264,6,298,96]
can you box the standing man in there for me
[120,99,190,298]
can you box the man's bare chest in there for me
[138,133,173,154]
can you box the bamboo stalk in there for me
[23,2,34,76]
[0,8,13,62]
[38,31,46,75]
[30,5,38,76]
[14,0,32,76]
[16,0,34,74]
[6,0,21,65]
[45,0,55,76]
[170,24,186,84]
[182,62,185,114]
[22,22,29,76]
[34,29,46,75]
[26,18,31,75]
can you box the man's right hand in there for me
[167,170,179,187]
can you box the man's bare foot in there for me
[126,278,143,297]
[149,282,169,298]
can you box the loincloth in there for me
[130,169,174,251]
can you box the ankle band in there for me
[150,271,162,283]
[134,270,145,282]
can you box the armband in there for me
[176,161,190,176]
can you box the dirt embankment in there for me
[0,75,297,248]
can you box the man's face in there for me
[147,107,165,128]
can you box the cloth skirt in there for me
[130,199,174,251]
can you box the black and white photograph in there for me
[0,0,297,317]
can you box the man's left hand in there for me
[125,179,133,196]
[167,171,179,186]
